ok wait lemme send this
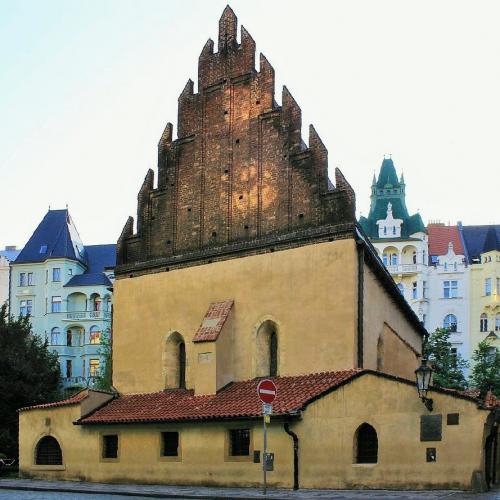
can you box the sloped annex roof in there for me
[427,225,464,257]
[193,300,234,343]
[77,370,361,424]
[73,369,488,426]
[16,209,86,265]
[18,390,89,412]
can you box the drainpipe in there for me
[357,243,364,368]
[284,421,299,490]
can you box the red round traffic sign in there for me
[257,379,277,404]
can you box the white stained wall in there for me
[0,255,9,307]
[426,246,470,361]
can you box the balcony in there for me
[64,310,111,321]
[386,264,424,275]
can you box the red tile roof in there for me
[485,391,500,408]
[193,300,234,343]
[18,390,88,413]
[78,370,361,425]
[427,225,464,256]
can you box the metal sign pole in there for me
[263,411,267,495]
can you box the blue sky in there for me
[1,0,499,248]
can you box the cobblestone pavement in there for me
[0,479,499,499]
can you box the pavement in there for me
[0,479,499,499]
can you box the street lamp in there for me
[415,358,434,411]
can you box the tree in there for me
[469,341,500,399]
[423,328,468,391]
[93,328,113,391]
[0,305,61,457]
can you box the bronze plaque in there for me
[420,414,442,441]
[447,413,459,425]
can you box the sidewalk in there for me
[0,479,499,499]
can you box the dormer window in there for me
[39,245,47,254]
[392,226,396,235]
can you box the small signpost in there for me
[257,379,277,495]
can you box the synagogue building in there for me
[19,7,499,491]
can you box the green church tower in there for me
[359,157,425,240]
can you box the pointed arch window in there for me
[35,436,62,465]
[164,332,187,389]
[354,423,378,464]
[256,320,279,377]
[179,341,186,389]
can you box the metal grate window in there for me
[35,436,62,465]
[161,432,179,457]
[102,435,118,459]
[229,429,250,456]
[355,423,378,464]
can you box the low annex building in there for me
[19,7,499,491]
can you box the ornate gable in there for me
[116,6,356,276]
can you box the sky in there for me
[1,0,499,249]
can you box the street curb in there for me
[0,483,295,500]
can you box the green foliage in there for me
[93,328,112,391]
[423,328,468,391]
[0,304,61,457]
[469,341,500,399]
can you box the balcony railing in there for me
[386,264,423,274]
[65,310,111,321]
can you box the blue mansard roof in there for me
[0,249,20,262]
[16,209,116,287]
[460,224,500,264]
[15,210,86,265]
[65,244,116,287]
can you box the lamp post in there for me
[415,358,434,411]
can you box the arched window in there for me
[391,253,398,265]
[443,314,457,332]
[412,251,417,264]
[90,325,101,345]
[354,423,378,464]
[480,314,488,333]
[66,330,72,346]
[163,332,187,389]
[256,320,279,377]
[496,314,500,332]
[178,341,186,389]
[50,327,60,345]
[35,436,62,465]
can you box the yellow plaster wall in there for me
[19,373,489,490]
[469,251,500,358]
[113,240,359,394]
[363,265,422,375]
[295,373,488,490]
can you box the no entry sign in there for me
[257,379,277,404]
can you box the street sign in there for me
[262,403,273,415]
[257,379,277,495]
[257,379,277,404]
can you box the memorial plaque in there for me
[447,413,459,425]
[420,414,442,441]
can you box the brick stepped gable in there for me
[116,6,356,275]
